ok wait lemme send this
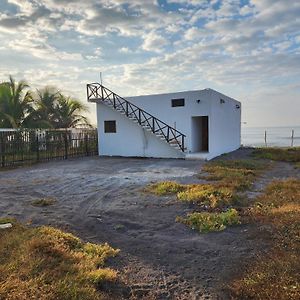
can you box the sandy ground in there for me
[0,151,299,299]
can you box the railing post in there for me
[139,110,141,124]
[85,134,89,156]
[36,133,39,162]
[182,136,185,152]
[0,133,5,167]
[126,102,129,116]
[64,131,68,159]
[113,94,116,108]
[152,118,155,133]
[167,127,170,142]
[101,85,104,100]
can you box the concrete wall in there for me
[127,89,212,151]
[96,103,184,158]
[96,88,241,159]
[209,90,241,158]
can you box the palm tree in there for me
[28,88,61,128]
[0,76,33,128]
[54,95,91,128]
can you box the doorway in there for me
[191,116,209,152]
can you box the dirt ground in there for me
[0,150,298,299]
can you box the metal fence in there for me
[0,129,98,168]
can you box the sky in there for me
[0,0,299,127]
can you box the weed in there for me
[176,208,240,233]
[145,181,185,195]
[0,222,119,300]
[31,197,56,207]
[230,178,300,299]
[252,147,300,162]
[177,184,236,208]
[201,159,266,191]
[114,224,125,230]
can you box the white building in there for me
[87,83,241,160]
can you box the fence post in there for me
[264,130,267,147]
[291,129,294,147]
[84,134,89,156]
[36,133,39,162]
[0,133,5,167]
[64,131,68,159]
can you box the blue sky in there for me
[0,0,299,127]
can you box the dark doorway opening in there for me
[191,116,209,152]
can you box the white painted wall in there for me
[96,88,241,159]
[97,103,184,158]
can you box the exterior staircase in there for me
[87,83,186,152]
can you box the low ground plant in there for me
[252,147,300,162]
[230,178,300,299]
[31,197,56,207]
[0,220,119,300]
[177,184,236,208]
[145,159,267,233]
[200,159,267,191]
[145,181,185,195]
[176,208,240,233]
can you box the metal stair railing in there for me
[87,83,186,151]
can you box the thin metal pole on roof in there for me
[99,72,103,85]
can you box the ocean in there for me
[241,126,300,147]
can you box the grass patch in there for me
[0,222,119,300]
[144,181,185,195]
[201,159,267,191]
[31,197,56,207]
[145,159,267,233]
[252,147,300,162]
[230,178,300,299]
[176,208,240,233]
[177,184,237,208]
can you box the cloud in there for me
[0,0,299,126]
[142,31,168,52]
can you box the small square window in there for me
[171,98,185,107]
[104,120,116,133]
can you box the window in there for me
[104,120,116,133]
[171,98,185,107]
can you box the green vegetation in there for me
[145,181,185,195]
[177,184,236,208]
[200,159,267,191]
[31,197,57,207]
[146,160,267,209]
[230,178,300,299]
[176,208,240,233]
[0,220,119,300]
[0,75,91,129]
[253,147,300,162]
[145,159,268,233]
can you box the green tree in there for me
[28,88,60,128]
[54,94,91,128]
[0,76,33,128]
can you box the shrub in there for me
[176,208,240,233]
